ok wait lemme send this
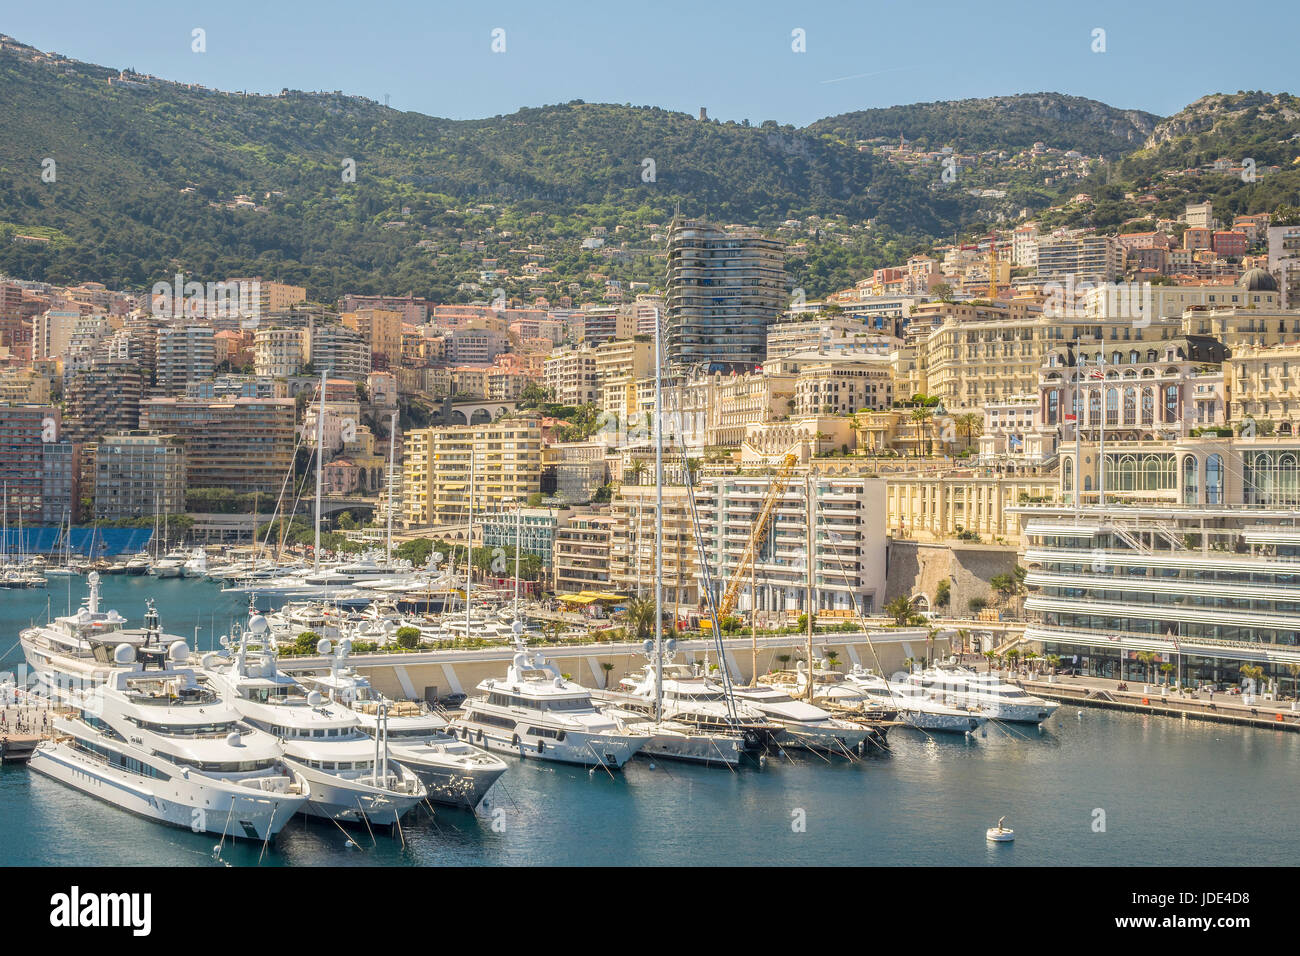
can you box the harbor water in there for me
[2,578,1295,866]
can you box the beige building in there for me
[608,482,699,608]
[552,513,615,595]
[879,469,1058,545]
[1226,343,1300,432]
[544,345,600,406]
[254,327,307,378]
[788,352,894,416]
[401,417,543,528]
[342,308,403,368]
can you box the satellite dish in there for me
[307,690,323,707]
[553,677,564,688]
[316,638,333,656]
[665,638,677,656]
[248,615,269,635]
[338,638,352,657]
[169,641,191,663]
[200,652,218,669]
[512,620,523,635]
[113,643,136,666]
[87,571,100,587]
[642,639,654,656]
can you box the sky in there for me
[4,0,1298,125]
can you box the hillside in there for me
[807,94,1160,158]
[0,37,966,301]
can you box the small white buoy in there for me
[344,838,358,850]
[647,761,656,770]
[986,816,1014,843]
[211,845,221,858]
[1077,710,1083,718]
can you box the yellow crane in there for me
[703,452,800,630]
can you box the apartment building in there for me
[63,363,147,444]
[766,317,899,360]
[1267,224,1300,309]
[553,513,615,594]
[0,404,69,524]
[154,324,216,394]
[1034,236,1124,282]
[608,482,699,608]
[1227,343,1300,429]
[544,345,600,406]
[697,474,887,616]
[666,218,786,371]
[138,397,295,494]
[341,308,403,369]
[254,327,307,378]
[401,417,543,527]
[789,353,893,416]
[93,431,185,520]
[307,322,370,378]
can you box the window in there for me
[1183,455,1199,504]
[1206,454,1224,505]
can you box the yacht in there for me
[20,573,182,698]
[180,549,208,578]
[452,643,649,769]
[905,662,1059,724]
[729,683,879,754]
[762,663,898,722]
[201,618,427,826]
[150,549,189,578]
[123,553,151,575]
[303,640,508,809]
[29,640,311,841]
[842,667,987,733]
[598,658,778,752]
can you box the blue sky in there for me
[5,0,1298,124]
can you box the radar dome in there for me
[168,640,191,663]
[307,690,323,707]
[338,638,352,657]
[113,643,136,666]
[225,732,242,747]
[316,638,333,656]
[248,615,269,635]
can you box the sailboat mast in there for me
[514,505,521,616]
[653,308,664,724]
[466,439,474,636]
[313,370,325,572]
[386,410,397,567]
[805,473,815,703]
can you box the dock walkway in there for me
[1019,674,1300,732]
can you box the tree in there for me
[884,595,914,626]
[294,631,322,655]
[953,412,983,450]
[622,596,657,642]
[600,661,615,688]
[909,406,933,457]
[934,579,951,609]
[395,626,421,649]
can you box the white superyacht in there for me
[905,662,1058,724]
[302,638,508,810]
[201,618,427,825]
[30,640,311,841]
[452,642,649,769]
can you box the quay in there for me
[1019,674,1300,732]
[1,702,55,763]
[275,628,950,702]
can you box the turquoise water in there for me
[3,578,1297,866]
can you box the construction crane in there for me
[704,452,800,629]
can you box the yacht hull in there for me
[283,758,423,825]
[30,743,305,841]
[455,721,644,769]
[392,746,507,809]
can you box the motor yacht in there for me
[302,640,507,809]
[729,683,879,754]
[200,618,427,826]
[841,667,986,733]
[451,643,648,769]
[30,640,311,841]
[905,662,1058,724]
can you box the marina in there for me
[3,575,1299,866]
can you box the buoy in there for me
[647,761,656,769]
[211,845,221,858]
[344,839,358,850]
[1142,697,1150,705]
[1276,713,1285,722]
[1077,710,1083,718]
[986,817,1014,843]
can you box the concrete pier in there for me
[1020,674,1300,732]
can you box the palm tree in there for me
[1286,663,1300,700]
[954,412,983,451]
[600,661,615,689]
[627,461,646,486]
[623,596,657,643]
[884,595,913,626]
[982,649,997,673]
[1135,650,1157,683]
[909,406,933,457]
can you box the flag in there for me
[1064,413,1077,422]
[1009,434,1023,449]
[1088,369,1104,379]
